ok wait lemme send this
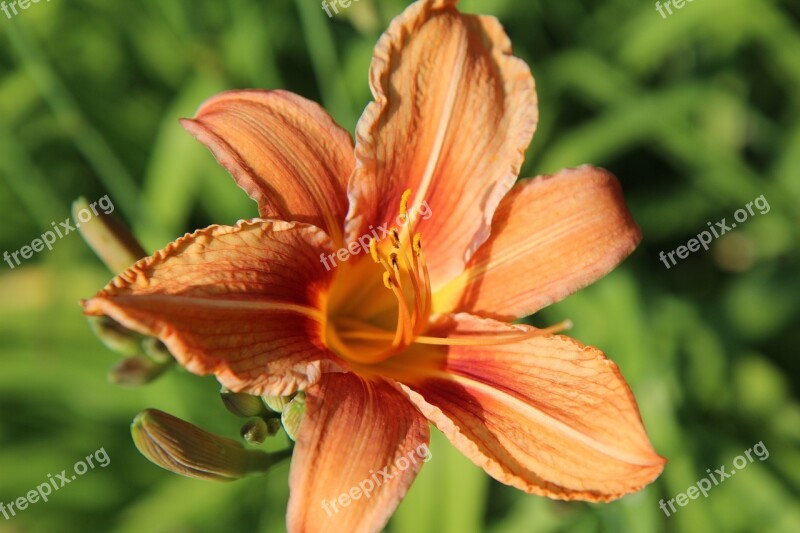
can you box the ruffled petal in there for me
[181,90,355,243]
[381,313,664,501]
[434,166,641,320]
[287,373,430,533]
[83,219,344,396]
[346,0,537,288]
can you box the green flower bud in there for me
[88,316,142,355]
[131,409,291,481]
[241,419,269,445]
[265,417,283,437]
[108,355,170,387]
[72,196,147,273]
[281,392,306,442]
[240,417,283,444]
[141,337,174,364]
[262,394,292,413]
[220,389,268,418]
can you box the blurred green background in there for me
[1,0,799,531]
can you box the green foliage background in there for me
[1,0,799,531]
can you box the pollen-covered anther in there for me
[383,271,394,290]
[399,188,412,216]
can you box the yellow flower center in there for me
[325,190,432,364]
[324,190,573,366]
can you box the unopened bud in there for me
[241,419,269,445]
[265,417,282,437]
[131,409,291,481]
[73,197,147,273]
[221,389,268,418]
[281,392,306,442]
[142,337,173,364]
[262,394,292,413]
[88,316,142,355]
[108,355,170,387]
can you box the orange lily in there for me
[83,0,664,531]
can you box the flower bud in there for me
[108,355,170,387]
[131,409,291,481]
[142,337,174,364]
[262,394,292,413]
[220,389,268,418]
[240,418,283,445]
[281,392,306,442]
[241,419,269,445]
[88,316,142,355]
[73,197,147,273]
[265,417,283,436]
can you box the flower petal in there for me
[83,219,344,396]
[288,372,429,533]
[181,90,355,244]
[346,0,537,288]
[383,313,664,501]
[434,166,642,320]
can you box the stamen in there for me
[387,281,413,346]
[399,189,412,216]
[326,325,386,365]
[335,317,393,334]
[413,320,573,346]
[338,329,396,341]
[337,320,574,348]
[393,248,423,327]
[415,238,432,320]
[377,253,412,346]
[375,254,413,347]
[329,190,436,362]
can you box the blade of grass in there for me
[137,74,227,248]
[293,0,356,129]
[0,121,65,229]
[3,20,142,222]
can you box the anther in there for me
[399,189,412,216]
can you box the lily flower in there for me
[83,0,664,530]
